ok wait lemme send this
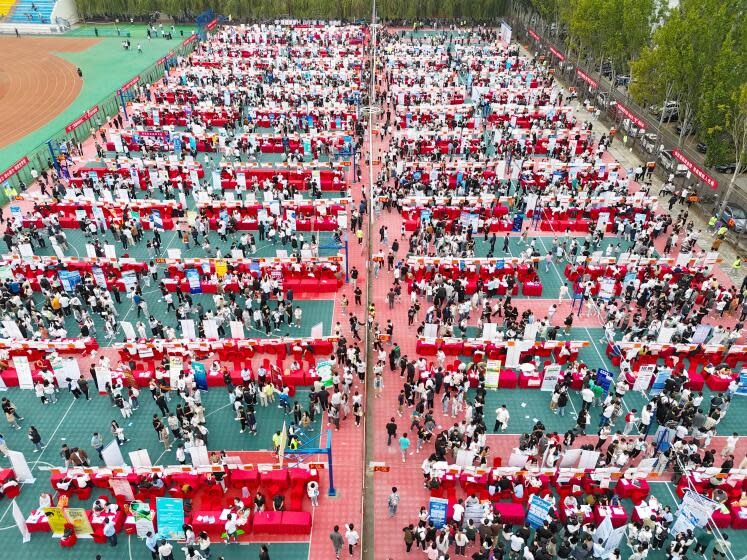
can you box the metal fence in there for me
[0,37,198,205]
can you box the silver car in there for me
[721,204,747,232]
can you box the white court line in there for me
[31,398,77,471]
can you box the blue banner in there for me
[429,497,448,529]
[185,268,202,294]
[58,270,82,293]
[650,368,672,397]
[596,368,614,395]
[511,215,524,232]
[735,370,747,396]
[192,361,208,391]
[155,497,185,540]
[151,209,163,230]
[526,495,553,528]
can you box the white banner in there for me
[180,319,196,339]
[190,445,210,467]
[12,500,30,543]
[8,450,33,482]
[128,449,152,467]
[633,365,656,392]
[229,321,245,339]
[540,364,561,392]
[94,366,112,395]
[203,319,219,339]
[12,356,33,390]
[671,490,718,536]
[102,440,126,467]
[121,321,136,341]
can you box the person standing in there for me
[158,540,175,560]
[386,417,397,446]
[28,426,44,452]
[330,525,344,559]
[145,531,158,559]
[103,517,118,546]
[345,523,359,557]
[258,544,270,560]
[388,487,400,517]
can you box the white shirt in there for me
[452,503,465,522]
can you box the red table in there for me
[252,511,283,534]
[494,502,525,525]
[615,479,650,504]
[522,282,543,297]
[731,506,747,529]
[712,508,732,529]
[191,510,232,534]
[230,468,260,489]
[260,469,289,492]
[595,505,627,528]
[561,506,594,524]
[0,469,14,484]
[25,509,50,532]
[281,511,312,535]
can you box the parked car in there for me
[640,133,659,154]
[696,142,707,154]
[658,150,688,177]
[614,75,631,87]
[721,204,747,232]
[714,161,747,174]
[649,101,679,122]
[622,118,645,138]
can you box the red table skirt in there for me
[251,511,283,534]
[493,502,525,525]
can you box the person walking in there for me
[345,523,359,557]
[145,531,158,559]
[399,432,410,462]
[330,525,345,559]
[388,487,400,517]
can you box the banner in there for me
[156,498,186,540]
[215,259,227,277]
[634,364,656,392]
[8,450,33,482]
[12,500,30,543]
[735,369,747,396]
[671,490,718,536]
[65,508,94,536]
[316,359,333,388]
[65,105,99,133]
[13,356,33,389]
[43,507,68,536]
[102,440,126,467]
[192,361,208,391]
[650,368,671,397]
[92,265,108,288]
[121,270,138,294]
[485,359,501,390]
[185,268,202,294]
[429,497,449,529]
[526,494,553,528]
[229,320,244,339]
[58,270,82,293]
[131,501,155,537]
[541,364,561,391]
[0,157,29,183]
[596,368,614,395]
[109,477,135,501]
[180,319,196,339]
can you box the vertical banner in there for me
[735,369,747,396]
[92,266,108,288]
[94,366,112,394]
[671,490,718,536]
[8,450,33,482]
[65,508,94,536]
[650,368,671,397]
[429,497,448,529]
[12,500,30,543]
[12,356,33,389]
[180,319,196,339]
[155,498,186,540]
[120,321,136,341]
[633,365,656,392]
[185,269,202,294]
[192,362,208,391]
[190,444,210,467]
[526,494,553,528]
[109,478,135,501]
[169,356,183,387]
[128,449,153,467]
[316,359,333,388]
[42,507,68,536]
[101,440,126,467]
[540,364,562,392]
[229,320,244,339]
[203,319,219,339]
[485,360,501,390]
